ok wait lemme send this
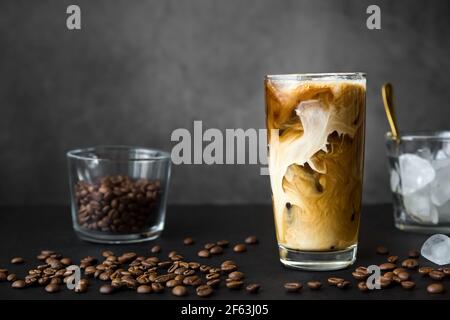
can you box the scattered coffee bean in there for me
[60,258,72,266]
[166,279,181,288]
[137,285,152,294]
[357,281,368,292]
[393,267,407,275]
[196,285,213,297]
[99,284,115,294]
[246,283,260,294]
[307,281,322,290]
[387,255,398,263]
[376,246,389,255]
[402,259,419,269]
[183,237,194,245]
[352,271,367,280]
[102,251,114,257]
[284,282,302,292]
[337,280,350,289]
[355,266,368,275]
[408,250,420,258]
[151,245,161,253]
[118,252,137,264]
[74,283,88,293]
[172,285,187,296]
[226,280,243,290]
[427,283,445,294]
[216,240,229,247]
[380,276,392,288]
[11,280,26,289]
[327,277,344,286]
[401,281,416,290]
[204,243,215,250]
[198,250,211,258]
[233,244,247,253]
[380,263,397,271]
[443,267,450,275]
[245,235,258,245]
[383,272,394,280]
[11,257,24,264]
[45,284,60,293]
[228,271,244,281]
[50,277,62,285]
[397,271,410,281]
[429,270,445,281]
[210,246,223,255]
[151,282,164,293]
[221,264,237,273]
[7,274,17,282]
[418,266,433,276]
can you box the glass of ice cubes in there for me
[386,131,450,233]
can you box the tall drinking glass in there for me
[265,73,366,270]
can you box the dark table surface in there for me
[0,204,447,300]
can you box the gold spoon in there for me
[382,83,400,143]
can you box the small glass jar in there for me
[386,131,450,233]
[67,146,171,243]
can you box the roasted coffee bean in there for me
[4,273,15,282]
[327,277,344,286]
[418,266,433,276]
[379,263,397,271]
[393,267,408,275]
[118,252,137,264]
[427,283,445,294]
[170,254,183,261]
[136,285,152,294]
[37,254,48,261]
[60,258,72,266]
[151,245,161,253]
[44,283,60,293]
[443,267,450,275]
[99,272,111,281]
[307,281,322,290]
[158,261,172,269]
[226,280,243,290]
[200,265,211,273]
[11,280,26,289]
[101,250,113,257]
[38,277,49,286]
[111,278,123,288]
[380,276,392,288]
[174,275,185,282]
[387,255,398,263]
[196,284,214,297]
[168,251,178,258]
[210,246,223,255]
[50,277,62,285]
[352,271,367,280]
[245,235,258,245]
[174,267,187,275]
[206,273,220,281]
[402,259,419,269]
[198,250,211,258]
[207,279,221,288]
[166,279,181,288]
[99,284,115,294]
[228,271,244,281]
[284,282,302,292]
[183,237,194,245]
[429,270,445,281]
[84,266,96,277]
[401,281,416,290]
[357,281,368,292]
[204,243,215,250]
[337,280,350,289]
[221,264,237,273]
[183,275,201,286]
[151,282,164,293]
[246,283,260,294]
[221,260,236,267]
[74,283,88,293]
[217,240,229,247]
[0,268,8,274]
[355,266,368,274]
[383,272,394,280]
[172,285,188,296]
[188,262,200,270]
[11,257,24,264]
[397,271,410,281]
[408,250,420,258]
[376,246,389,255]
[233,244,247,253]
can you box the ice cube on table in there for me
[421,234,450,265]
[399,153,435,195]
[403,188,439,224]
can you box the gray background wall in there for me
[0,0,449,205]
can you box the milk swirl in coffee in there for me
[265,75,366,253]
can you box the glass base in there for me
[395,222,450,234]
[279,245,357,271]
[74,223,163,244]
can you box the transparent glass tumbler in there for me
[67,146,171,244]
[386,131,450,233]
[265,73,366,270]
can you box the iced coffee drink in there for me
[264,73,366,270]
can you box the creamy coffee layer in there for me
[265,79,365,251]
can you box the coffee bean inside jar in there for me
[75,175,162,233]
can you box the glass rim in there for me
[264,72,366,81]
[385,131,450,142]
[67,145,171,162]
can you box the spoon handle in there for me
[382,83,400,142]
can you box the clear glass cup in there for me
[265,73,366,270]
[386,131,450,233]
[67,146,171,244]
